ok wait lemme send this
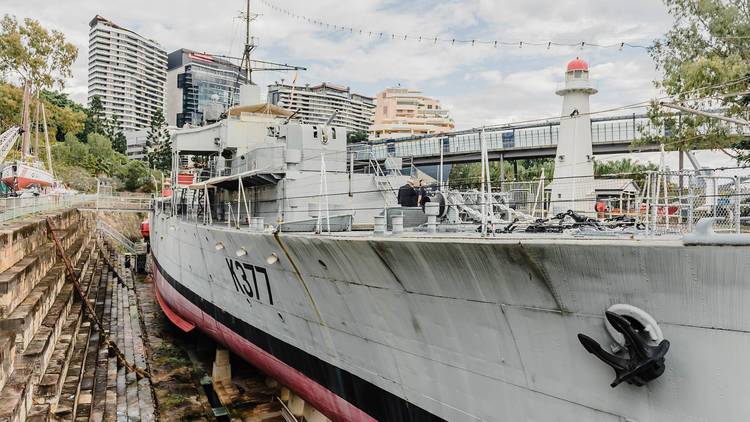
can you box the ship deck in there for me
[188,219,690,246]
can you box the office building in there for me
[88,15,167,131]
[166,49,248,128]
[267,82,375,133]
[369,87,454,140]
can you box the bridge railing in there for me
[360,114,666,160]
[93,194,152,211]
[0,194,97,223]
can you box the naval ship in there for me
[149,57,750,421]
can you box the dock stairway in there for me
[0,209,155,422]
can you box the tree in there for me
[347,130,369,143]
[105,114,127,154]
[593,158,658,188]
[647,0,750,161]
[0,15,77,154]
[448,158,554,189]
[0,15,78,90]
[1,82,85,142]
[80,95,105,142]
[146,110,171,171]
[118,160,150,191]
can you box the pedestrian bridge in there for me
[351,113,665,165]
[0,193,152,223]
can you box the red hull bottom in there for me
[153,262,376,422]
[2,176,52,190]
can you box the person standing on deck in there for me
[397,180,418,207]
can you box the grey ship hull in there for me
[151,213,750,421]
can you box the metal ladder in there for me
[369,153,398,206]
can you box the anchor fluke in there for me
[578,311,669,388]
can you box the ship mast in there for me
[242,0,257,84]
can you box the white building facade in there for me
[267,83,374,133]
[88,15,167,132]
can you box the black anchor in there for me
[577,311,670,387]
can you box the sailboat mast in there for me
[33,92,40,157]
[41,104,53,176]
[20,82,31,158]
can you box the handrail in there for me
[96,220,137,254]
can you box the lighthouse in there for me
[550,57,598,215]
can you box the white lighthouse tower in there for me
[550,57,598,215]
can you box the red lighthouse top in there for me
[566,57,589,72]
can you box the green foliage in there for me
[51,132,149,192]
[449,159,554,188]
[146,110,171,171]
[53,163,98,192]
[647,0,750,159]
[593,158,658,187]
[0,82,84,141]
[346,130,368,143]
[117,160,150,191]
[0,15,77,90]
[104,114,127,154]
[80,95,105,142]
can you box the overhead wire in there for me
[257,0,652,51]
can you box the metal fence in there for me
[0,194,97,223]
[641,172,750,234]
[501,168,750,235]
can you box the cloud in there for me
[3,0,675,131]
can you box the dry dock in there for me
[0,208,325,422]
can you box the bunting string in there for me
[256,0,652,51]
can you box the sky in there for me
[3,0,743,168]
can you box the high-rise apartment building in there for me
[165,49,248,128]
[267,83,374,133]
[88,15,167,132]
[369,87,454,140]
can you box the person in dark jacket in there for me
[397,180,418,207]
[418,180,431,209]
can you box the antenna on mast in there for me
[242,0,258,84]
[224,0,306,109]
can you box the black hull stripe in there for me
[153,256,446,422]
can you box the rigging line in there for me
[176,165,750,207]
[170,190,750,217]
[257,0,653,51]
[227,16,241,58]
[474,78,750,132]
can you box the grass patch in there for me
[161,393,187,409]
[155,343,191,369]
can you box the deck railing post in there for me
[735,175,741,234]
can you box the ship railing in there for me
[448,166,749,236]
[639,171,750,235]
[0,193,97,222]
[202,146,287,179]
